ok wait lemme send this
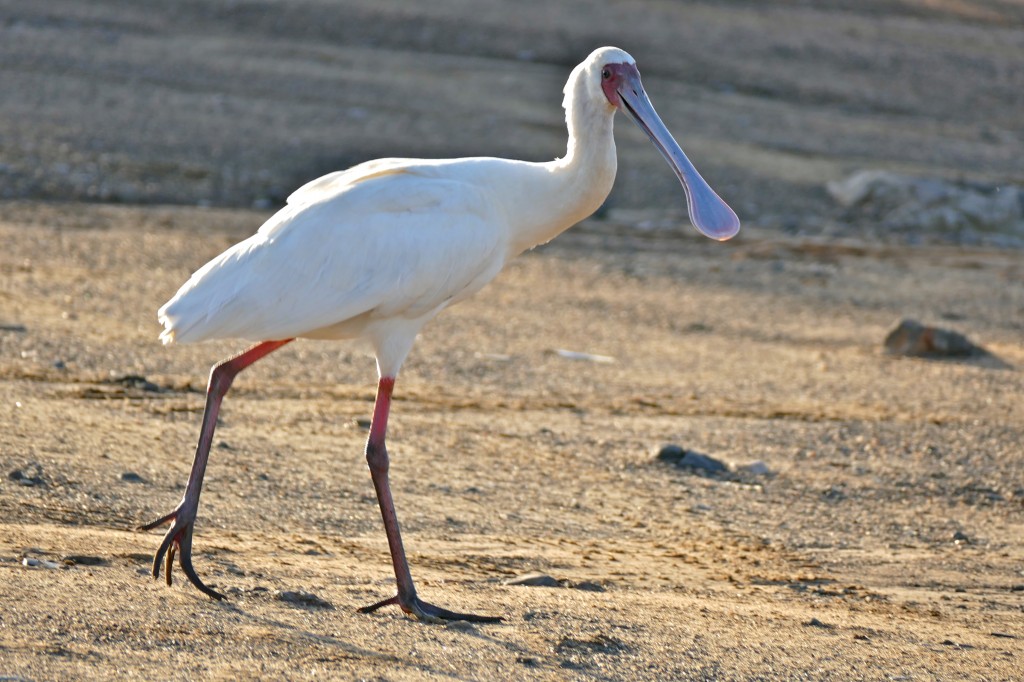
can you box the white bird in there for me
[140,46,740,623]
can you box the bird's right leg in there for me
[138,339,292,599]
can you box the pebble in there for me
[9,467,45,487]
[952,530,971,545]
[22,557,63,570]
[107,374,163,392]
[572,580,606,592]
[884,319,981,357]
[656,445,728,473]
[274,589,333,608]
[504,572,561,587]
[553,349,615,363]
[738,460,772,476]
[120,472,146,484]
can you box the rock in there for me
[22,557,63,570]
[9,466,45,487]
[106,374,162,392]
[553,349,615,363]
[120,472,146,484]
[884,319,981,357]
[738,460,772,476]
[655,444,687,462]
[572,580,606,592]
[952,530,971,545]
[656,445,728,473]
[504,572,561,587]
[680,451,728,472]
[828,170,1024,238]
[274,590,333,609]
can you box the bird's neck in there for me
[506,102,618,256]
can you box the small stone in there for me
[678,451,728,473]
[952,530,971,544]
[884,319,981,357]
[355,418,372,430]
[739,460,772,476]
[655,444,686,463]
[108,374,162,392]
[656,445,728,473]
[274,590,333,609]
[9,467,45,487]
[572,581,606,592]
[806,618,833,629]
[120,472,146,484]
[504,572,561,587]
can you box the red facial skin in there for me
[600,62,640,109]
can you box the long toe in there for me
[410,598,503,624]
[359,593,501,623]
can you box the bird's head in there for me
[570,47,740,241]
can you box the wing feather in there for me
[159,163,508,345]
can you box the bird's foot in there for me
[137,504,225,600]
[358,592,501,624]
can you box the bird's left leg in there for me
[358,376,501,623]
[138,339,292,599]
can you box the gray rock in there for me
[504,572,561,587]
[739,460,772,476]
[828,170,1024,237]
[657,445,728,473]
[8,466,45,487]
[884,319,980,357]
[680,451,728,472]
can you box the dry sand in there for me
[2,1,1023,680]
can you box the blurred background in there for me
[1,0,1022,244]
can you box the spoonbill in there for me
[140,46,740,623]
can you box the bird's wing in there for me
[284,158,418,207]
[159,164,508,345]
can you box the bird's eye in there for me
[601,68,611,80]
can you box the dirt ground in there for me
[2,1,1023,680]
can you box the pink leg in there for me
[139,339,292,599]
[358,377,501,623]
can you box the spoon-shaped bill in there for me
[617,73,740,241]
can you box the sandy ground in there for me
[2,1,1023,680]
